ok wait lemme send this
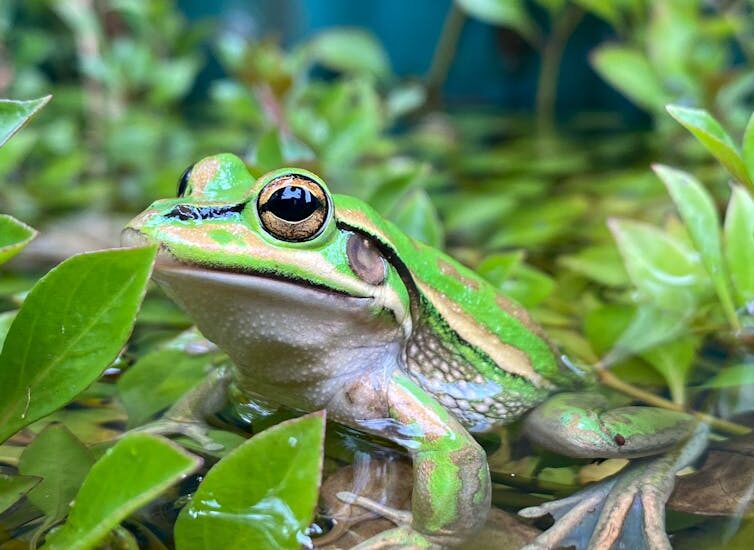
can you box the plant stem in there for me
[426,3,466,104]
[535,5,584,135]
[597,367,751,436]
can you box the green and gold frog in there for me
[122,153,708,549]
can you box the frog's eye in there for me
[177,163,194,197]
[257,174,329,242]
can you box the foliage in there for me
[1,0,754,548]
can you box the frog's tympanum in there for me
[122,154,708,550]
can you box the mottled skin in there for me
[123,154,707,549]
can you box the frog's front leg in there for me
[334,372,490,549]
[131,365,232,450]
[519,392,708,550]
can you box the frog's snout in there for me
[121,227,151,248]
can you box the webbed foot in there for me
[519,424,709,550]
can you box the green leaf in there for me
[572,0,619,25]
[654,165,739,329]
[0,311,16,350]
[608,218,709,313]
[253,128,283,172]
[477,251,526,285]
[558,245,629,287]
[725,186,754,306]
[18,424,95,542]
[0,96,51,148]
[310,29,390,77]
[0,214,37,265]
[455,0,538,43]
[42,433,200,550]
[702,363,754,388]
[390,189,444,248]
[743,111,754,184]
[117,349,215,428]
[174,412,326,550]
[640,336,699,404]
[606,305,689,364]
[0,473,40,515]
[0,246,157,444]
[590,46,668,111]
[666,105,753,189]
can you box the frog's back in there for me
[334,195,581,431]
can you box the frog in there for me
[121,153,709,550]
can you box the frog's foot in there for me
[336,492,437,549]
[519,424,709,550]
[131,417,224,451]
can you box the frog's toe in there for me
[519,462,672,550]
[336,491,413,525]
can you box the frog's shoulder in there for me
[333,195,577,389]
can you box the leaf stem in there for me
[426,3,466,104]
[596,367,751,436]
[535,5,584,135]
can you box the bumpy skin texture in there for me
[124,155,703,549]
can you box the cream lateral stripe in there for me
[416,280,550,388]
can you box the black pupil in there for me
[264,186,320,221]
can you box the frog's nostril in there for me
[164,203,245,221]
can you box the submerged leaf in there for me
[174,412,326,550]
[42,433,200,550]
[0,473,40,515]
[0,246,156,443]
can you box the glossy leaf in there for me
[18,424,95,541]
[174,412,326,550]
[654,165,739,328]
[608,218,708,313]
[455,0,538,43]
[117,349,214,428]
[724,186,754,305]
[390,189,444,248]
[666,105,753,189]
[0,214,37,265]
[42,433,201,550]
[309,28,390,77]
[0,246,156,444]
[591,46,668,111]
[0,473,40,515]
[0,96,51,148]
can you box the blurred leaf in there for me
[0,310,16,350]
[43,434,201,550]
[0,214,37,265]
[253,128,284,172]
[0,95,50,148]
[640,336,699,404]
[607,304,688,364]
[666,105,753,189]
[0,473,40,515]
[117,349,215,428]
[18,424,95,543]
[0,247,156,444]
[477,251,526,285]
[725,186,754,306]
[558,245,629,287]
[591,46,668,111]
[609,218,708,313]
[390,189,444,248]
[498,264,554,308]
[174,412,326,550]
[743,111,754,183]
[455,0,538,43]
[655,165,739,328]
[702,363,754,388]
[386,82,426,119]
[310,29,390,78]
[572,0,619,25]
